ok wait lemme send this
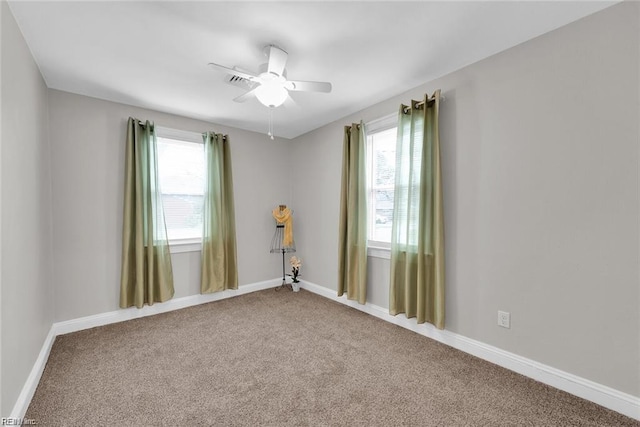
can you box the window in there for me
[365,114,397,246]
[156,128,205,243]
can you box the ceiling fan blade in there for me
[286,80,332,93]
[233,88,257,103]
[267,45,288,76]
[208,62,258,81]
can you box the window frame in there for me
[364,113,397,254]
[155,126,205,253]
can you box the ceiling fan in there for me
[208,44,332,109]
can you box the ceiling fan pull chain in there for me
[268,107,274,140]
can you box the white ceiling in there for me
[8,1,615,139]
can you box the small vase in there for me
[291,282,300,292]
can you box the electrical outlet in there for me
[498,311,510,329]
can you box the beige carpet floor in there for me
[27,289,638,426]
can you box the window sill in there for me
[368,246,391,260]
[169,239,202,254]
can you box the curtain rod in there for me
[413,94,445,108]
[137,121,228,141]
[403,93,445,113]
[348,93,445,129]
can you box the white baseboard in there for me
[10,278,281,419]
[53,278,282,335]
[8,327,56,422]
[300,279,640,421]
[12,277,638,421]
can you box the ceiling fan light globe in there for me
[255,82,288,108]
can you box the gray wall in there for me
[48,90,292,322]
[1,0,638,416]
[1,1,54,415]
[290,2,639,397]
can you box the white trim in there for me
[53,278,281,335]
[10,278,281,420]
[367,246,391,259]
[155,126,203,144]
[364,112,397,134]
[9,328,56,421]
[169,241,201,254]
[368,240,390,249]
[299,279,640,421]
[12,277,638,421]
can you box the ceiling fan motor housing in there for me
[258,62,287,79]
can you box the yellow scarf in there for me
[272,207,294,246]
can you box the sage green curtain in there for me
[389,90,445,329]
[338,122,367,304]
[120,117,174,308]
[201,132,238,294]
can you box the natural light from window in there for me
[157,136,205,242]
[366,125,396,245]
